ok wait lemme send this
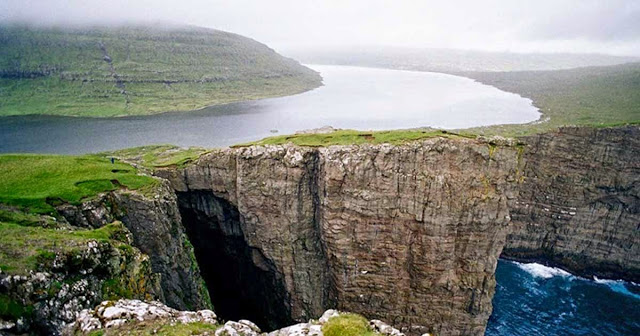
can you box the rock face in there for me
[161,137,523,335]
[5,126,637,336]
[0,229,160,335]
[505,126,640,282]
[57,181,211,311]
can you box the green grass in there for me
[85,321,220,336]
[0,208,57,227]
[322,313,382,336]
[103,145,209,168]
[0,221,129,274]
[451,62,640,136]
[0,24,321,117]
[235,129,474,147]
[0,154,156,213]
[0,294,34,320]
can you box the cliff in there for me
[56,180,211,311]
[157,125,638,335]
[505,126,640,282]
[1,126,637,335]
[0,181,210,335]
[159,136,523,336]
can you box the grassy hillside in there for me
[0,24,322,117]
[458,62,640,136]
[0,154,156,213]
[291,47,639,137]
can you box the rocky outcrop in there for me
[57,180,211,311]
[160,137,523,335]
[67,299,218,334]
[0,226,160,335]
[68,300,409,336]
[505,126,640,282]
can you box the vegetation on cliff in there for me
[103,145,209,169]
[0,220,130,274]
[0,214,160,333]
[322,313,382,336]
[84,321,220,336]
[235,129,474,147]
[0,24,322,117]
[0,154,156,213]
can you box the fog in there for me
[2,0,639,56]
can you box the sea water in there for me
[487,260,640,335]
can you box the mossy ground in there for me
[86,321,220,336]
[0,221,129,274]
[235,129,474,147]
[0,293,34,320]
[0,154,156,213]
[103,145,208,169]
[322,313,382,336]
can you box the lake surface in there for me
[487,260,640,335]
[0,65,539,154]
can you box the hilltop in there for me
[0,24,322,117]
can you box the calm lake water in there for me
[0,65,539,154]
[487,260,640,336]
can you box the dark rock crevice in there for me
[176,190,294,331]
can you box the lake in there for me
[0,65,539,154]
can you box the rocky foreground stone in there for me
[66,299,417,336]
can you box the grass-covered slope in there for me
[459,62,640,136]
[0,24,322,117]
[0,154,155,213]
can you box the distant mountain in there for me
[289,46,639,72]
[0,24,322,117]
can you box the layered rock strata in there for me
[505,126,640,282]
[160,137,523,336]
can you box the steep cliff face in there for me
[506,126,640,282]
[57,180,211,311]
[160,137,523,335]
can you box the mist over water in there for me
[0,65,539,154]
[487,260,640,335]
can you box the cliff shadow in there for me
[177,190,293,330]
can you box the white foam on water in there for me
[594,277,640,300]
[516,262,573,279]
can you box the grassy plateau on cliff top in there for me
[0,24,321,117]
[0,154,156,213]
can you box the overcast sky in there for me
[2,0,639,56]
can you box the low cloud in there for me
[2,0,639,56]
